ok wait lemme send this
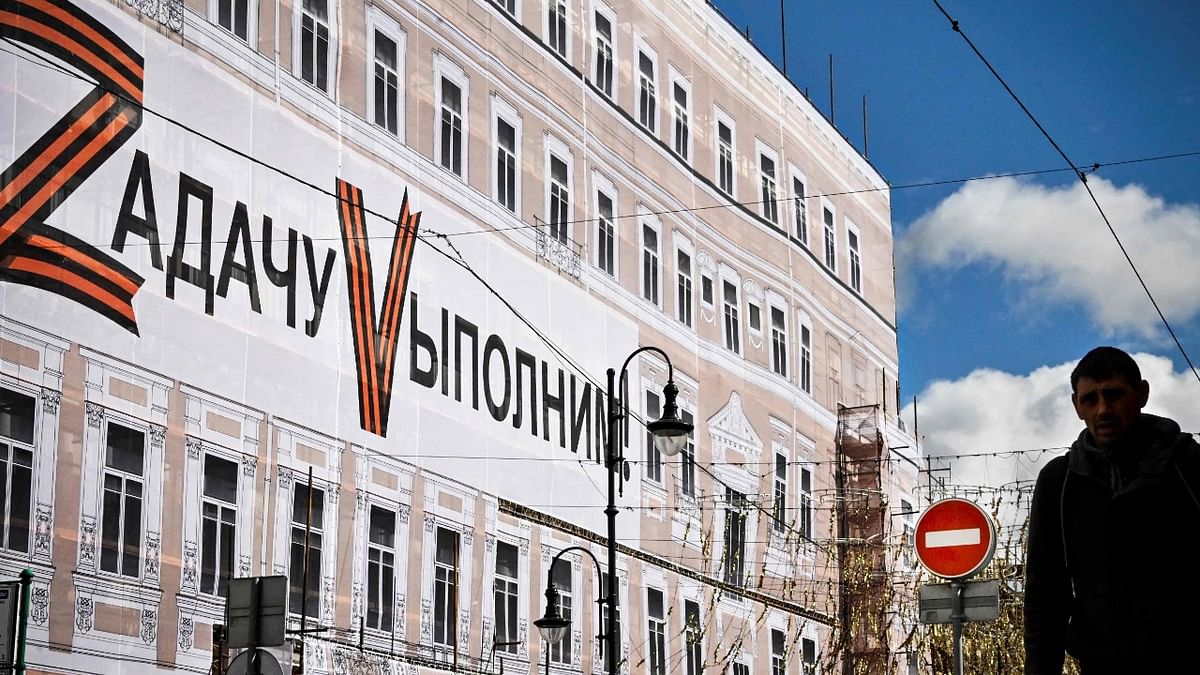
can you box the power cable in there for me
[931,0,1200,384]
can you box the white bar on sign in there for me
[925,528,981,548]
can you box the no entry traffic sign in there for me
[914,498,996,579]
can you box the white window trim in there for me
[674,233,694,328]
[713,105,736,198]
[669,67,692,162]
[292,0,339,97]
[634,38,659,134]
[434,53,470,181]
[846,217,863,294]
[544,133,574,242]
[718,263,742,356]
[639,207,663,308]
[766,290,789,380]
[365,7,406,141]
[797,309,813,395]
[419,478,476,653]
[490,0,520,19]
[821,198,837,272]
[645,584,670,675]
[491,95,522,215]
[351,453,414,643]
[789,164,809,246]
[488,529,530,657]
[743,279,764,343]
[207,0,259,45]
[590,1,617,99]
[544,0,571,59]
[755,139,780,225]
[592,170,618,276]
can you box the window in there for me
[101,423,144,577]
[800,467,813,540]
[493,541,519,652]
[848,227,862,293]
[717,119,734,196]
[760,152,779,224]
[772,453,787,534]
[680,410,695,498]
[647,588,667,675]
[733,662,750,675]
[772,629,787,675]
[722,280,740,354]
[722,489,746,587]
[596,187,616,276]
[637,50,656,132]
[645,390,662,484]
[496,117,517,212]
[550,559,572,663]
[676,248,693,327]
[823,207,836,270]
[439,77,464,176]
[367,506,397,631]
[600,572,621,673]
[701,272,714,307]
[593,10,614,97]
[433,527,459,647]
[289,483,324,617]
[299,0,331,93]
[0,389,34,553]
[800,323,812,394]
[748,300,761,334]
[371,27,402,135]
[900,498,915,568]
[548,153,571,244]
[672,80,690,160]
[684,600,702,675]
[547,0,567,57]
[492,0,516,16]
[215,0,250,41]
[792,176,808,244]
[200,454,237,597]
[803,637,817,675]
[771,306,788,377]
[641,222,660,305]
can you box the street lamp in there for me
[534,346,693,675]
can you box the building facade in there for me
[0,0,919,672]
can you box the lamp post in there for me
[535,346,692,675]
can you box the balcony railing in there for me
[127,0,184,34]
[534,219,583,279]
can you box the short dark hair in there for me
[1071,346,1142,391]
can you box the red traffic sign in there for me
[914,498,996,579]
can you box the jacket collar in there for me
[1067,413,1186,492]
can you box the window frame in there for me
[546,0,570,59]
[790,166,809,246]
[647,586,668,675]
[722,488,747,587]
[99,420,147,580]
[434,55,469,180]
[769,299,788,378]
[366,8,406,139]
[639,211,662,307]
[492,539,520,653]
[714,107,736,198]
[772,451,787,534]
[757,141,780,225]
[670,70,692,162]
[548,551,574,664]
[644,388,663,485]
[822,202,837,272]
[209,0,257,44]
[683,598,703,675]
[799,465,813,541]
[593,171,618,277]
[675,237,694,328]
[544,135,574,244]
[492,96,521,214]
[798,312,813,395]
[199,451,239,598]
[591,3,616,99]
[771,628,787,675]
[720,272,741,355]
[293,0,337,96]
[847,218,863,294]
[635,41,658,134]
[0,387,36,555]
[432,525,460,648]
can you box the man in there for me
[1024,347,1200,674]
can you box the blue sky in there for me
[714,0,1200,413]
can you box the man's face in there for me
[1071,375,1149,449]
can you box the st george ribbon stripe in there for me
[925,528,981,549]
[0,0,146,334]
[336,180,420,437]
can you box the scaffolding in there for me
[834,404,891,675]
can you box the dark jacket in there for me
[1024,414,1200,674]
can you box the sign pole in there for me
[15,569,32,675]
[950,579,964,675]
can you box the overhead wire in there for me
[931,0,1200,384]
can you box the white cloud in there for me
[897,176,1200,337]
[901,352,1200,491]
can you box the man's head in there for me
[1070,346,1149,449]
